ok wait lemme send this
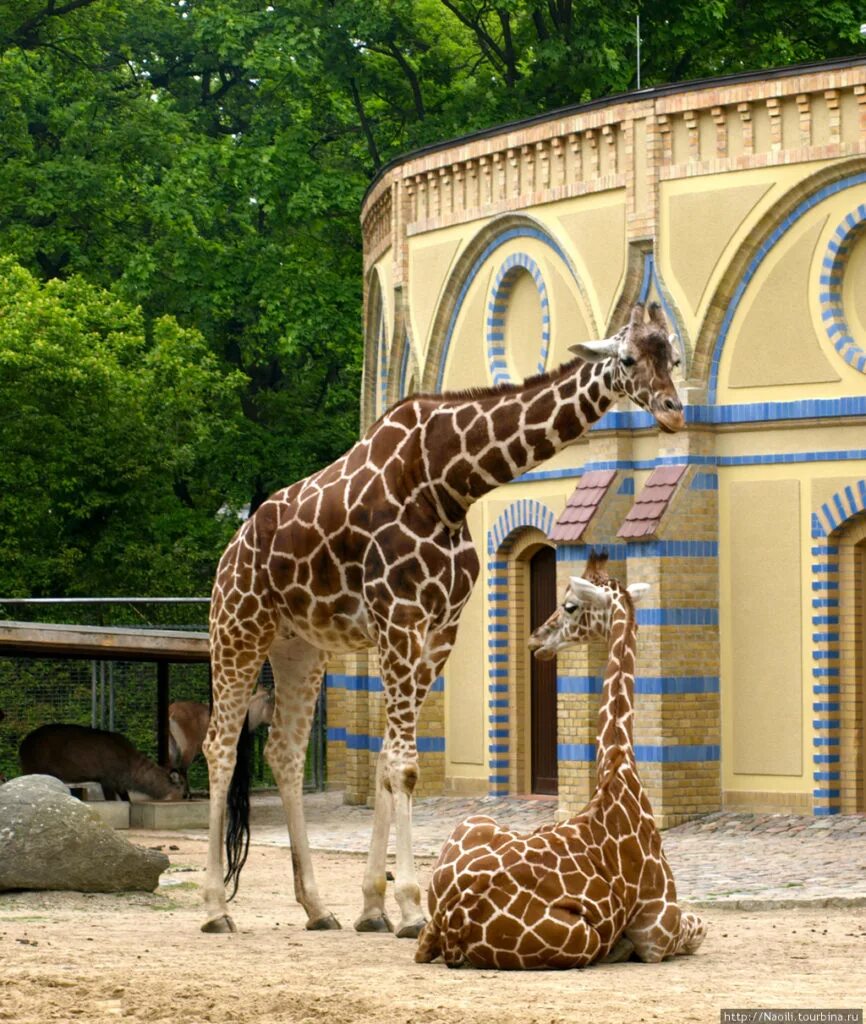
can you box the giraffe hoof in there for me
[355,915,394,934]
[306,913,342,931]
[201,915,237,934]
[395,919,427,940]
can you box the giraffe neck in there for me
[595,600,637,774]
[423,357,617,526]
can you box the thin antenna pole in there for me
[636,14,641,90]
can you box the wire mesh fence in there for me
[0,599,326,793]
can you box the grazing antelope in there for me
[19,723,184,802]
[168,687,274,796]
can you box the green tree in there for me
[0,0,862,596]
[0,258,246,596]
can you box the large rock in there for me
[0,774,169,893]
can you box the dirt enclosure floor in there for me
[1,837,864,1024]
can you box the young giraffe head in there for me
[527,553,650,661]
[570,302,684,434]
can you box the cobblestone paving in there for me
[220,791,866,909]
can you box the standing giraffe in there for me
[415,554,706,968]
[202,303,683,936]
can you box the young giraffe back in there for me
[416,556,706,969]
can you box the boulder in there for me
[0,774,169,893]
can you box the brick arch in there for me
[819,202,866,374]
[810,481,866,815]
[484,500,558,796]
[486,254,551,386]
[424,214,596,393]
[362,268,388,427]
[689,158,866,400]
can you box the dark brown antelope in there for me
[19,724,184,801]
[168,687,274,796]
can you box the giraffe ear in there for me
[569,338,620,363]
[627,582,651,605]
[568,577,610,607]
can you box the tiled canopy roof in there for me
[617,465,687,539]
[549,469,617,542]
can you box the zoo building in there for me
[323,55,866,825]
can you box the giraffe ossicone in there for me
[200,304,683,938]
[416,554,706,969]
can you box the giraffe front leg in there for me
[388,740,426,938]
[355,749,395,933]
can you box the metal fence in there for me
[0,599,326,793]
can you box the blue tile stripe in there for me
[488,498,557,554]
[558,743,720,763]
[558,675,720,694]
[486,253,552,385]
[483,497,560,795]
[811,537,841,816]
[708,171,866,401]
[635,608,718,626]
[819,203,866,375]
[557,541,717,561]
[516,447,866,485]
[436,225,582,392]
[326,730,445,754]
[325,673,445,694]
[812,481,866,539]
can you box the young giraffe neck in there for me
[595,597,637,777]
[423,357,617,527]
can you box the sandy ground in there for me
[1,836,864,1024]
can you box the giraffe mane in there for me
[382,356,585,416]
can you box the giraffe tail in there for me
[224,709,252,900]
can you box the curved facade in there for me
[335,58,866,824]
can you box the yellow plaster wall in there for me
[504,270,545,380]
[667,182,771,319]
[440,272,490,391]
[408,219,486,368]
[437,229,595,392]
[372,250,394,347]
[846,230,866,339]
[552,191,626,332]
[719,454,866,799]
[727,216,839,389]
[726,478,803,777]
[444,502,487,778]
[715,180,866,404]
[659,166,802,347]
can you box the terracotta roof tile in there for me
[616,464,686,540]
[550,469,616,542]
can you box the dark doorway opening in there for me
[530,546,558,795]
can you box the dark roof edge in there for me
[362,54,866,210]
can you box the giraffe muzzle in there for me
[652,395,685,434]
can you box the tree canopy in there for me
[1,0,863,597]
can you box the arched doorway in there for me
[530,545,558,795]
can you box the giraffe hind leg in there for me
[201,633,272,934]
[265,635,339,930]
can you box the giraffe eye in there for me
[563,602,578,614]
[621,355,635,368]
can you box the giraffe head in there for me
[570,302,684,433]
[528,555,650,660]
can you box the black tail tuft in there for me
[224,711,252,902]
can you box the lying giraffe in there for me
[416,554,705,968]
[202,304,683,936]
